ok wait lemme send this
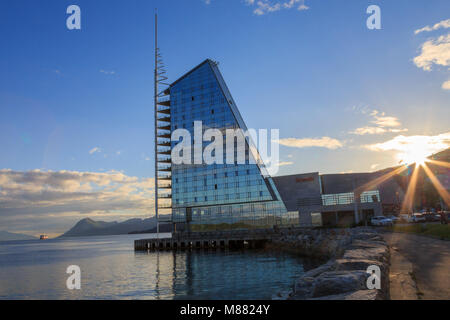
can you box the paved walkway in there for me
[383,232,450,300]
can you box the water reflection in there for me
[0,235,318,300]
[134,249,319,300]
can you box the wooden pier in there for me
[134,227,297,251]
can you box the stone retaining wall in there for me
[272,227,390,300]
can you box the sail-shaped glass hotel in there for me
[156,59,296,231]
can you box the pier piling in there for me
[134,227,304,251]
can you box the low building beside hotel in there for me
[273,172,384,227]
[273,148,449,227]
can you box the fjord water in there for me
[0,234,317,299]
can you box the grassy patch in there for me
[386,223,450,240]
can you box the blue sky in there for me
[0,0,449,235]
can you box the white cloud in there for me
[89,147,101,154]
[350,109,407,135]
[365,132,450,162]
[442,80,450,90]
[370,164,379,170]
[415,19,450,35]
[205,0,309,15]
[252,0,309,15]
[0,169,155,235]
[371,114,401,128]
[277,136,343,149]
[351,126,387,135]
[413,34,450,71]
[100,70,116,75]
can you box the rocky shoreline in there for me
[271,227,390,300]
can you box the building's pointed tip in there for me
[206,58,219,66]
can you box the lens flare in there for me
[398,151,428,166]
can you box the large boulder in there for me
[312,270,369,297]
[301,260,336,278]
[335,258,389,299]
[351,232,384,242]
[343,246,389,263]
[350,239,387,250]
[309,289,381,300]
[290,277,316,300]
[334,258,384,272]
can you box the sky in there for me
[0,0,449,236]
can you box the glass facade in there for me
[168,60,293,230]
[321,190,381,206]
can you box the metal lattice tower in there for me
[154,13,172,238]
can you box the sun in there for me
[399,150,428,166]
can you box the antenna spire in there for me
[154,12,171,240]
[154,11,159,239]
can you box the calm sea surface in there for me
[0,234,319,300]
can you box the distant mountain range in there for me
[60,216,170,237]
[0,231,37,242]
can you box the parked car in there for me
[371,216,393,226]
[399,214,410,223]
[423,213,439,222]
[387,215,400,223]
[411,213,426,223]
[398,213,426,223]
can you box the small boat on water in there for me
[39,234,49,240]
